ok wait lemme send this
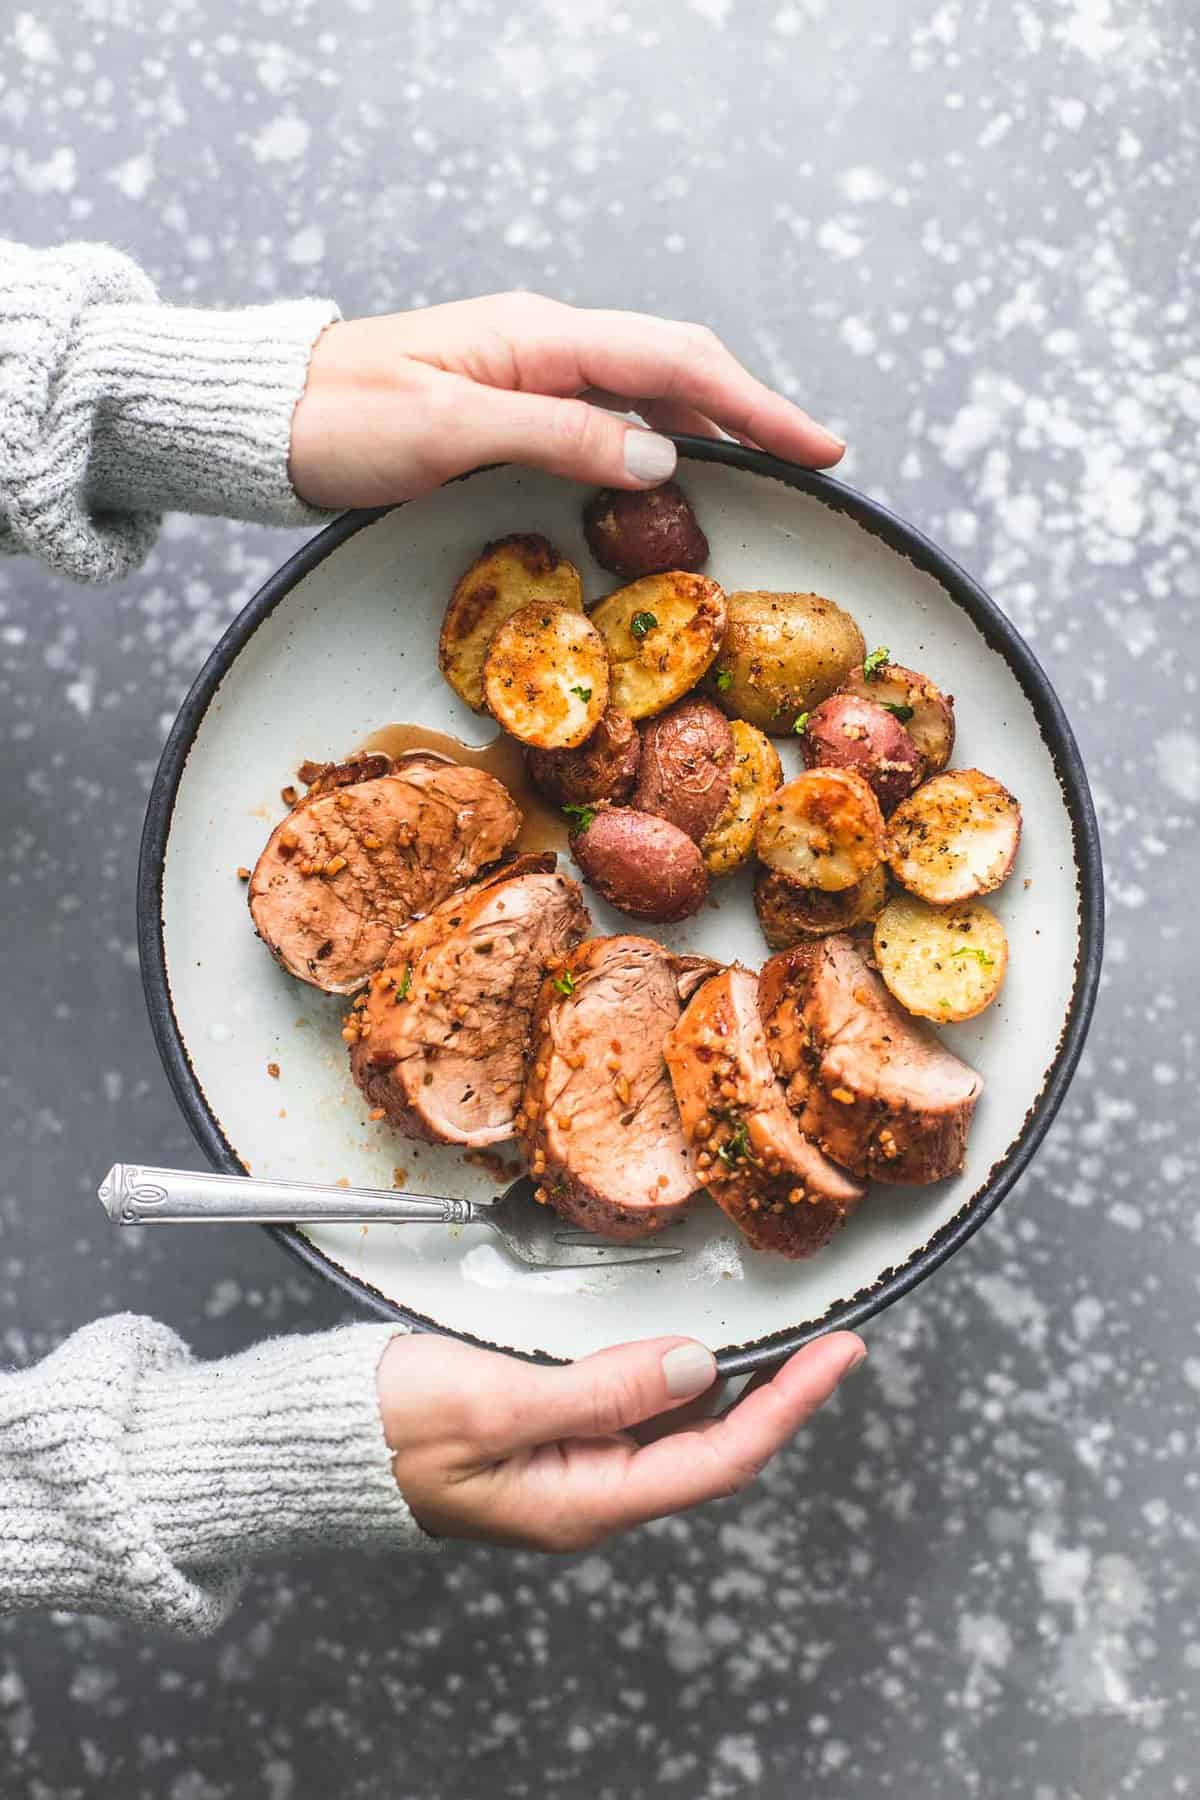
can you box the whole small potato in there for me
[526,707,641,809]
[753,864,888,950]
[800,693,923,813]
[632,696,733,844]
[583,482,709,578]
[706,591,866,735]
[572,807,709,923]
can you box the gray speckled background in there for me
[2,1,1198,1794]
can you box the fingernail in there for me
[624,429,677,484]
[840,1344,868,1379]
[662,1341,717,1398]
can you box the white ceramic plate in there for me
[139,445,1102,1373]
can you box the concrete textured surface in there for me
[1,1,1197,1795]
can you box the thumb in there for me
[430,376,679,491]
[497,1337,718,1450]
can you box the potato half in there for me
[439,534,584,712]
[483,603,609,749]
[873,893,1009,1022]
[840,660,955,773]
[753,863,887,949]
[589,572,726,720]
[886,768,1021,904]
[701,720,783,878]
[706,590,865,735]
[755,768,885,891]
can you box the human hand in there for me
[288,293,844,510]
[377,1329,865,1550]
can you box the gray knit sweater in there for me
[0,240,433,1635]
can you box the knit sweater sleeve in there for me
[0,238,339,583]
[0,1316,435,1638]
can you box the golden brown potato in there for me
[700,720,783,878]
[439,534,584,712]
[582,482,709,578]
[840,657,956,773]
[753,864,887,949]
[482,603,609,750]
[801,693,923,813]
[705,591,866,735]
[572,807,709,922]
[886,768,1021,904]
[526,706,641,808]
[873,893,1009,1022]
[589,572,726,720]
[755,769,885,892]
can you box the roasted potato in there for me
[801,692,924,813]
[701,720,783,878]
[526,706,641,809]
[886,768,1021,904]
[840,656,956,773]
[589,572,726,720]
[632,696,733,844]
[571,807,709,922]
[482,603,609,750]
[753,863,887,949]
[439,534,585,712]
[873,893,1009,1022]
[755,769,885,892]
[583,481,709,578]
[705,590,865,735]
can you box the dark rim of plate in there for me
[137,439,1105,1377]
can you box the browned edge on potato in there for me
[571,806,709,923]
[517,935,715,1239]
[249,761,522,995]
[753,864,888,950]
[755,768,886,892]
[438,533,584,713]
[525,706,641,810]
[582,482,709,578]
[885,768,1021,904]
[664,965,865,1258]
[800,692,924,814]
[632,695,734,844]
[840,660,955,773]
[348,853,589,1147]
[758,934,983,1185]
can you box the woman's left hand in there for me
[288,292,844,509]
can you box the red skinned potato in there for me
[583,482,709,578]
[840,658,955,773]
[800,693,923,813]
[572,808,709,923]
[632,696,734,844]
[526,707,641,809]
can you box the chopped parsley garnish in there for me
[717,1118,752,1166]
[714,666,733,693]
[570,684,593,702]
[862,645,891,680]
[792,711,810,736]
[630,611,658,640]
[562,802,596,832]
[882,701,914,723]
[951,946,996,968]
[553,969,576,997]
[395,965,412,1002]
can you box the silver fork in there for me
[98,1164,685,1270]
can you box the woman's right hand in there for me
[376,1329,864,1550]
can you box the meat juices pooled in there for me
[758,934,983,1185]
[519,936,715,1240]
[350,855,589,1147]
[665,966,865,1259]
[249,762,522,994]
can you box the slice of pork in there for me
[249,762,522,994]
[664,966,865,1259]
[349,854,589,1147]
[758,934,983,1184]
[519,936,716,1240]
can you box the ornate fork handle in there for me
[98,1164,480,1226]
